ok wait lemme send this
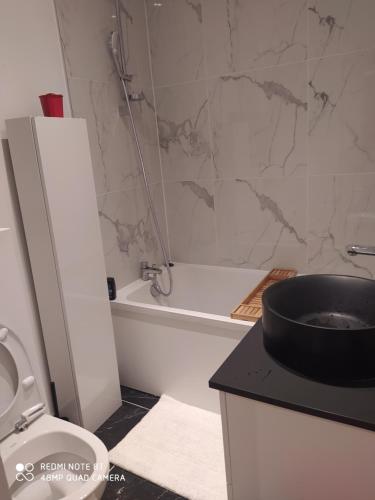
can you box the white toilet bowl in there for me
[0,325,109,499]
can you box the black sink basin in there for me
[262,274,375,385]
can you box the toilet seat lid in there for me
[0,324,42,440]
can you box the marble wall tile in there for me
[98,184,166,287]
[208,62,307,179]
[57,0,168,288]
[215,177,307,270]
[134,182,168,265]
[69,78,161,195]
[118,0,152,90]
[56,0,151,86]
[57,0,375,279]
[126,87,162,186]
[308,0,375,59]
[146,0,205,86]
[309,50,375,176]
[307,174,375,278]
[164,180,216,264]
[155,81,214,181]
[98,188,139,287]
[68,76,134,195]
[143,181,170,263]
[203,0,307,76]
[55,0,115,82]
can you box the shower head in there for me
[109,31,132,82]
[109,31,119,57]
[109,31,122,73]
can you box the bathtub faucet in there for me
[140,261,162,281]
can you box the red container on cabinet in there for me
[39,93,64,117]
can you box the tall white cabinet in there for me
[6,117,121,431]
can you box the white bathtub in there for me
[111,263,268,412]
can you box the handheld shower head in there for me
[109,31,119,55]
[109,31,132,82]
[109,31,122,73]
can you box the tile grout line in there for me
[201,0,220,265]
[151,47,375,91]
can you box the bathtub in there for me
[111,263,268,412]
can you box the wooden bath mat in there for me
[231,268,297,322]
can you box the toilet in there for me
[0,324,109,499]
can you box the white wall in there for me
[0,0,71,409]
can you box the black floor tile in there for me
[95,402,147,450]
[120,385,160,409]
[103,466,186,500]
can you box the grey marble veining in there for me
[146,0,205,86]
[155,81,214,181]
[68,78,161,196]
[203,0,307,76]
[219,76,307,111]
[158,99,208,155]
[55,0,152,88]
[68,77,134,195]
[186,0,203,23]
[308,0,375,59]
[180,181,214,210]
[55,0,116,82]
[56,0,375,279]
[208,62,307,179]
[116,0,153,90]
[307,174,375,277]
[215,177,307,270]
[236,179,306,246]
[308,5,344,57]
[99,208,155,257]
[165,180,217,264]
[56,0,166,287]
[98,185,166,288]
[308,50,375,175]
[146,0,375,273]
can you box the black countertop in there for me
[209,320,375,432]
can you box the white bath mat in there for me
[109,395,228,500]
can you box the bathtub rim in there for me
[111,262,258,332]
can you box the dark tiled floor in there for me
[120,386,159,410]
[95,402,148,451]
[95,386,187,500]
[103,467,185,500]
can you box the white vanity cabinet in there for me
[220,391,375,500]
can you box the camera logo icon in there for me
[15,463,34,482]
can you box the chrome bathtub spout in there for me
[346,245,375,257]
[141,261,162,281]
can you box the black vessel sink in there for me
[262,274,375,385]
